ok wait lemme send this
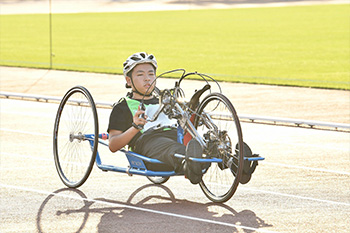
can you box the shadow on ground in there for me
[37,185,273,232]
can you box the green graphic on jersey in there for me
[125,97,152,134]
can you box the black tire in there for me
[53,86,99,188]
[146,176,170,184]
[195,93,244,203]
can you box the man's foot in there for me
[236,142,256,184]
[185,139,203,184]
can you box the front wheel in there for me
[195,93,244,203]
[53,86,99,188]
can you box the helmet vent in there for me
[131,57,141,61]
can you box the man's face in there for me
[127,63,156,96]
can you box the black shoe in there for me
[236,142,258,184]
[185,139,203,184]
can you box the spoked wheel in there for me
[194,93,244,203]
[53,86,99,188]
[146,176,170,184]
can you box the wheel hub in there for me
[69,132,84,142]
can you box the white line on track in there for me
[1,152,52,162]
[0,128,51,137]
[0,183,280,233]
[0,110,54,118]
[255,139,350,152]
[241,187,350,206]
[1,166,50,171]
[2,151,350,207]
[263,161,350,175]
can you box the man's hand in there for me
[133,105,148,130]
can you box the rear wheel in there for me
[53,86,98,188]
[195,93,244,203]
[146,176,170,184]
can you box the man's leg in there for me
[135,133,185,171]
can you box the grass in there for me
[0,4,349,89]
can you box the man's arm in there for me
[108,128,140,152]
[108,105,147,152]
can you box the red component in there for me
[183,114,196,146]
[101,133,108,140]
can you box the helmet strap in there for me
[132,90,153,97]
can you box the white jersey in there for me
[144,104,178,131]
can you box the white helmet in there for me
[123,52,157,77]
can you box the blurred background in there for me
[1,0,349,89]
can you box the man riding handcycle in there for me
[53,52,264,203]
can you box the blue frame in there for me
[84,133,264,177]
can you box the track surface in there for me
[0,1,349,232]
[1,97,349,233]
[0,66,349,233]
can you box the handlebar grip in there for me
[139,103,146,119]
[135,103,145,129]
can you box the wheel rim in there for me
[54,88,98,187]
[196,94,243,202]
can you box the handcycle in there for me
[53,69,264,203]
